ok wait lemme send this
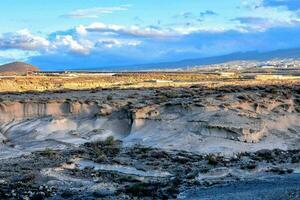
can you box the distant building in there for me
[145,79,173,83]
[255,75,300,80]
[261,65,275,69]
[220,72,237,78]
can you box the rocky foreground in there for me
[0,84,299,199]
[0,138,300,199]
[0,139,299,200]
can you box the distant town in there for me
[195,59,300,71]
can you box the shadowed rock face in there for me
[0,100,132,158]
[0,101,99,122]
[0,84,299,158]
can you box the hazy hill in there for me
[130,48,300,70]
[81,47,300,71]
[0,62,40,73]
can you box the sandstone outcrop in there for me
[0,84,299,157]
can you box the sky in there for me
[1,0,300,70]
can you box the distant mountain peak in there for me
[0,61,40,73]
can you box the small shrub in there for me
[105,136,115,146]
[40,147,57,158]
[206,154,218,165]
[270,88,278,94]
[163,91,179,98]
[159,95,168,102]
[94,146,104,157]
[106,94,113,101]
[88,136,121,161]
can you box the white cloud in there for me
[75,25,88,36]
[0,23,146,56]
[0,29,50,51]
[241,0,264,9]
[82,22,239,38]
[51,35,93,54]
[96,38,141,48]
[63,5,130,19]
[0,29,93,55]
[84,22,178,38]
[2,14,300,63]
[3,20,277,60]
[232,16,296,31]
[0,49,39,64]
[237,0,300,31]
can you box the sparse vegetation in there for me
[160,90,179,99]
[0,71,300,92]
[105,136,115,146]
[87,136,120,162]
[206,154,219,165]
[106,94,113,101]
[39,147,57,158]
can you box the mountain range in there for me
[3,47,300,72]
[79,47,300,71]
[118,47,300,70]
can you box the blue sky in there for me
[0,0,300,70]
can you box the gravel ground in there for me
[179,174,300,200]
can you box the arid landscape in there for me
[0,69,299,199]
[2,1,300,199]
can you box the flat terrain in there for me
[0,71,300,92]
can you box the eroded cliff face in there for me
[0,85,299,158]
[126,100,300,154]
[0,100,132,158]
[0,101,99,123]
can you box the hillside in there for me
[131,48,300,70]
[81,47,300,71]
[0,62,40,73]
